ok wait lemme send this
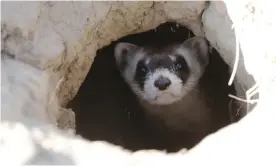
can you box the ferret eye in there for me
[174,55,187,70]
[175,62,184,70]
[137,60,148,74]
[176,63,182,69]
[141,66,147,73]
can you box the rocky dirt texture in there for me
[1,0,276,165]
[1,1,206,108]
[1,1,207,130]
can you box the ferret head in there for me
[114,36,210,105]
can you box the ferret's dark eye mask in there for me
[114,36,210,73]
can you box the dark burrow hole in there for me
[67,22,242,152]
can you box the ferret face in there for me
[133,53,190,105]
[114,37,210,105]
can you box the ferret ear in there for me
[182,36,210,67]
[114,42,139,71]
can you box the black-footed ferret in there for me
[114,36,214,146]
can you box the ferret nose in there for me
[154,76,171,90]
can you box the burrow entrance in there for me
[67,22,244,152]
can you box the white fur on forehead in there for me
[169,55,176,61]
